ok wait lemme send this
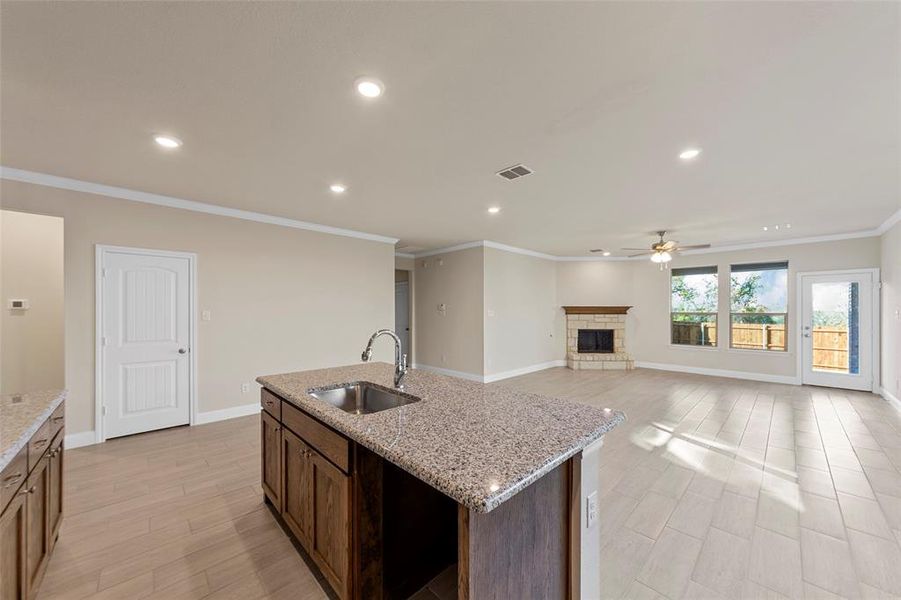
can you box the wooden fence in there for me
[671,322,850,371]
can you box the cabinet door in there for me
[24,455,49,599]
[310,452,351,599]
[260,411,282,510]
[0,491,27,600]
[47,434,64,548]
[282,429,312,549]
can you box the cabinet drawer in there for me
[1,445,27,514]
[28,419,51,472]
[49,401,66,441]
[281,402,350,474]
[261,389,281,420]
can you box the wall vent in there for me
[496,164,533,180]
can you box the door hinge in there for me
[101,267,107,278]
[102,406,107,416]
[102,336,108,347]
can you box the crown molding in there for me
[411,221,893,262]
[876,207,901,235]
[0,166,399,245]
[394,252,416,259]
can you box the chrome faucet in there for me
[361,329,408,389]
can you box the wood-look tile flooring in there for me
[504,368,901,599]
[38,368,901,599]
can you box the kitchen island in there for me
[257,363,624,600]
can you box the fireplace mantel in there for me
[562,306,632,315]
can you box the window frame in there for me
[728,261,789,353]
[670,265,719,348]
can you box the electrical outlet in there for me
[201,310,212,321]
[586,491,598,528]
[241,383,250,393]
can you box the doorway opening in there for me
[395,270,412,364]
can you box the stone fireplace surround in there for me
[564,306,635,370]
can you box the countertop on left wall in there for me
[0,389,67,471]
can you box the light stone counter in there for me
[0,389,66,472]
[257,363,624,513]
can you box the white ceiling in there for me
[1,2,898,256]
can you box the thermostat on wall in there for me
[7,299,29,310]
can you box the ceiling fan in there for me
[619,230,711,268]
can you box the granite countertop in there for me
[0,389,66,472]
[257,363,624,513]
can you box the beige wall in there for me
[421,237,883,381]
[395,255,415,271]
[483,248,560,375]
[0,210,65,394]
[413,247,484,375]
[0,180,395,435]
[881,220,900,400]
[630,237,881,379]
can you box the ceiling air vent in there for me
[496,164,533,181]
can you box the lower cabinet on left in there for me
[0,489,27,600]
[0,412,64,600]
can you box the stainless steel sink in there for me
[307,382,420,415]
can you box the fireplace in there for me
[578,329,614,353]
[563,306,634,370]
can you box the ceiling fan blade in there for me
[627,252,652,258]
[621,247,651,251]
[676,244,712,250]
[589,249,604,253]
[660,240,678,250]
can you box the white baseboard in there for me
[195,403,260,425]
[65,430,99,449]
[634,361,800,385]
[411,364,484,382]
[483,360,567,383]
[881,387,901,412]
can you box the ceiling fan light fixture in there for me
[651,251,672,263]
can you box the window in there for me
[730,262,788,351]
[671,266,718,347]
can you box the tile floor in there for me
[37,367,901,599]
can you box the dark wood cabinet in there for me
[281,429,312,548]
[310,451,351,598]
[260,410,282,510]
[24,455,49,599]
[261,391,352,599]
[0,401,65,600]
[47,433,64,548]
[0,490,27,600]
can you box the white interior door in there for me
[394,281,410,359]
[800,271,875,391]
[101,248,192,438]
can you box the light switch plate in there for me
[201,310,212,321]
[586,491,598,528]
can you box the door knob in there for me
[178,348,188,354]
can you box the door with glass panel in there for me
[800,272,874,391]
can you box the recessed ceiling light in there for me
[785,223,792,229]
[488,206,501,214]
[329,184,347,193]
[154,135,182,149]
[679,148,701,160]
[774,225,780,230]
[602,251,611,257]
[763,226,769,231]
[355,77,384,98]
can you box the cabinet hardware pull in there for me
[3,473,22,487]
[33,439,48,448]
[52,416,64,422]
[18,485,36,495]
